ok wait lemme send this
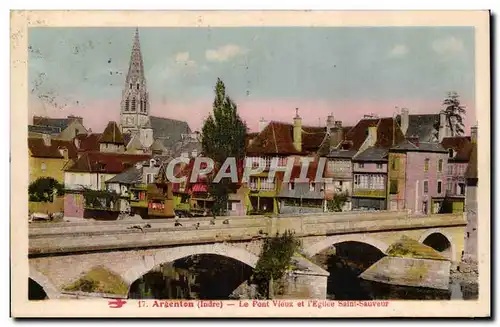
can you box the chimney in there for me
[368,126,377,147]
[400,108,409,135]
[58,148,69,159]
[258,117,269,133]
[334,120,342,128]
[470,125,478,143]
[326,114,335,133]
[439,111,448,141]
[42,134,51,147]
[293,108,302,152]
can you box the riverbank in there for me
[450,259,478,300]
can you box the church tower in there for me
[120,28,154,148]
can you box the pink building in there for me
[388,139,448,215]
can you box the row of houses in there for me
[28,107,477,220]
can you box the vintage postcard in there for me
[11,10,490,318]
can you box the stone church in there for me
[119,28,195,155]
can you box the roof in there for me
[440,136,473,162]
[353,147,388,162]
[301,126,327,153]
[28,138,78,159]
[99,121,125,145]
[171,140,202,158]
[150,116,191,149]
[65,152,151,174]
[75,133,102,152]
[390,140,447,153]
[464,143,477,179]
[32,116,71,130]
[105,166,143,184]
[397,114,440,142]
[328,118,404,157]
[28,125,61,135]
[150,138,168,153]
[316,126,353,156]
[246,121,300,155]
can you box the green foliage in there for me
[202,78,248,216]
[442,91,467,137]
[28,177,65,202]
[63,266,129,295]
[327,191,349,212]
[252,230,301,298]
[82,187,120,209]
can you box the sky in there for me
[28,26,476,133]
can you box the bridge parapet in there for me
[29,212,466,256]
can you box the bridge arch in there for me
[419,229,456,262]
[122,243,259,288]
[29,265,60,299]
[304,234,390,257]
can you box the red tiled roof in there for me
[341,118,404,151]
[75,133,102,152]
[246,122,326,155]
[302,126,327,152]
[440,136,473,162]
[65,151,151,174]
[51,139,78,159]
[28,138,63,158]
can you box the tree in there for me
[252,230,301,298]
[327,191,349,212]
[442,91,467,136]
[28,177,64,202]
[201,78,248,216]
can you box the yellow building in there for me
[28,135,78,214]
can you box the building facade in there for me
[388,140,448,215]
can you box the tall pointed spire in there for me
[125,27,145,85]
[120,27,151,136]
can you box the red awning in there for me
[191,183,208,193]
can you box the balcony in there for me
[352,189,386,198]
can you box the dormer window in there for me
[448,148,455,158]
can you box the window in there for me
[125,99,130,111]
[437,180,442,194]
[310,182,316,192]
[438,159,443,172]
[354,175,360,185]
[458,183,466,195]
[389,180,398,194]
[358,163,364,168]
[424,158,430,172]
[447,178,452,192]
[289,182,295,191]
[392,157,399,170]
[41,162,46,172]
[136,83,140,90]
[448,148,454,158]
[146,173,155,184]
[249,177,258,190]
[129,83,132,89]
[376,163,383,170]
[423,180,428,194]
[447,164,453,175]
[131,98,136,111]
[339,181,343,187]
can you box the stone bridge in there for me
[28,211,467,299]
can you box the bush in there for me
[252,230,301,298]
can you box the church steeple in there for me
[120,27,151,135]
